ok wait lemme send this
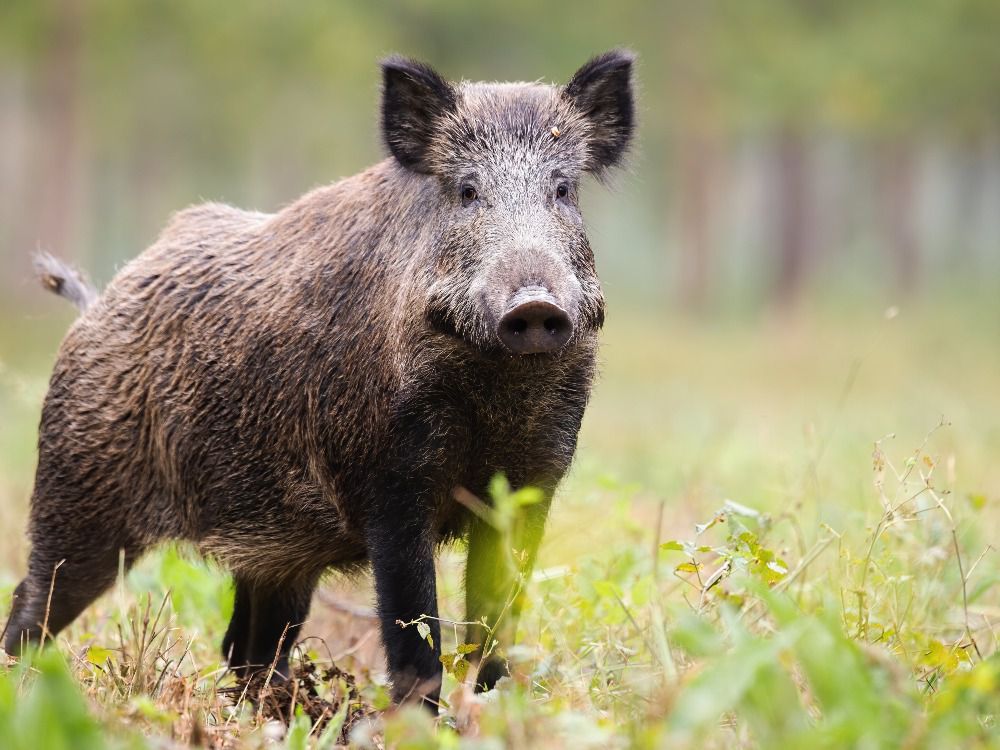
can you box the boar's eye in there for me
[461,184,479,205]
[556,183,570,200]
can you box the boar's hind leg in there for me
[465,492,551,692]
[3,538,142,655]
[222,575,316,680]
[221,577,252,676]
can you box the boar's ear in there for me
[563,49,636,176]
[381,55,456,173]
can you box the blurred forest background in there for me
[1,0,998,313]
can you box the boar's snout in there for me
[497,287,573,355]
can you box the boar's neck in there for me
[236,161,449,458]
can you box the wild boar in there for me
[3,50,635,709]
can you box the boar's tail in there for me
[32,252,99,312]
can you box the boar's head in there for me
[382,50,635,356]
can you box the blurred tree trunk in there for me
[670,2,718,312]
[773,126,815,307]
[878,141,919,293]
[953,138,987,268]
[0,73,29,294]
[677,130,718,311]
[31,0,85,262]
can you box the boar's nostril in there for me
[507,317,529,335]
[498,299,573,355]
[544,317,563,335]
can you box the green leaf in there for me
[723,499,762,518]
[671,612,723,657]
[593,580,622,599]
[511,486,545,507]
[371,684,392,712]
[738,531,759,550]
[695,515,725,534]
[632,575,654,607]
[154,545,232,632]
[967,492,987,510]
[488,474,511,503]
[416,621,434,649]
[286,707,312,750]
[667,628,798,733]
[766,560,788,576]
[314,700,350,749]
[660,540,685,552]
[85,646,114,667]
[130,696,175,725]
[0,649,109,750]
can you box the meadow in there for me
[1,291,998,749]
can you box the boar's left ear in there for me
[563,49,636,176]
[381,55,456,173]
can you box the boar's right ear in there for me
[563,49,636,176]
[381,56,456,173]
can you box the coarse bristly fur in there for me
[4,49,636,710]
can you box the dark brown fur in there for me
[4,51,636,709]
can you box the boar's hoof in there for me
[473,657,509,692]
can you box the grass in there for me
[1,293,999,748]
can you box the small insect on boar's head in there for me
[381,50,635,356]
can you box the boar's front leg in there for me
[366,506,442,710]
[465,492,551,692]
